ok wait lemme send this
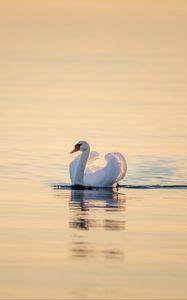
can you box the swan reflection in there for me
[53,187,126,260]
[69,189,126,260]
[69,189,126,231]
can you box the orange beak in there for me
[70,144,80,154]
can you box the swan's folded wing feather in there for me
[85,151,100,173]
[87,151,100,165]
[105,152,127,182]
[84,152,127,187]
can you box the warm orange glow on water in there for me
[1,188,187,299]
[0,1,187,298]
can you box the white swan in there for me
[69,141,127,187]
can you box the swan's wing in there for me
[105,152,127,182]
[84,152,127,187]
[86,151,100,173]
[69,151,99,184]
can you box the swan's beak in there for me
[70,144,80,154]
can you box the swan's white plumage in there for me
[84,151,127,187]
[70,149,127,187]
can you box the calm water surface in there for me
[0,183,187,299]
[0,109,187,299]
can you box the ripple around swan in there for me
[52,184,187,190]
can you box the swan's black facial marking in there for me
[75,144,81,150]
[74,143,82,150]
[76,143,82,147]
[70,143,82,154]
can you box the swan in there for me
[69,141,127,187]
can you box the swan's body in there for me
[69,141,127,187]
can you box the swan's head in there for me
[70,141,90,154]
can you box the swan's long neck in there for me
[74,148,90,186]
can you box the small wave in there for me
[119,184,187,189]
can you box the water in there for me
[0,1,187,299]
[1,186,187,299]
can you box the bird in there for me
[69,141,127,187]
